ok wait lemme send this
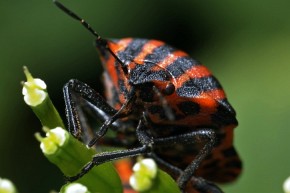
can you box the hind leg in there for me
[151,129,223,193]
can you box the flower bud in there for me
[0,178,17,193]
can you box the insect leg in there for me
[66,118,153,181]
[151,153,222,193]
[87,87,136,147]
[63,79,118,143]
[66,145,150,181]
[152,129,223,193]
[142,113,222,192]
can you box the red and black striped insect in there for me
[54,1,242,193]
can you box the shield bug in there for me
[53,1,242,192]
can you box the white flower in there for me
[22,66,47,107]
[65,183,89,193]
[0,178,17,193]
[35,127,68,155]
[129,158,157,192]
[283,176,290,193]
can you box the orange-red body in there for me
[97,38,242,188]
[53,1,241,192]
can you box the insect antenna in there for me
[53,0,128,75]
[53,0,100,38]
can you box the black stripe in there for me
[211,101,238,126]
[129,44,176,84]
[222,171,241,179]
[202,159,219,170]
[130,66,171,84]
[225,160,242,169]
[114,39,149,96]
[176,76,222,98]
[166,56,200,77]
[218,99,236,116]
[117,39,149,63]
[222,146,238,157]
[144,44,176,65]
[215,132,226,146]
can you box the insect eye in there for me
[163,82,175,95]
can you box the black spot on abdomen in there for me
[177,101,200,116]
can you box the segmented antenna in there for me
[53,0,101,39]
[53,0,128,74]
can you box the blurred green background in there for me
[1,0,290,192]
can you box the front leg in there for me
[63,79,118,142]
[65,118,153,181]
[63,79,136,145]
